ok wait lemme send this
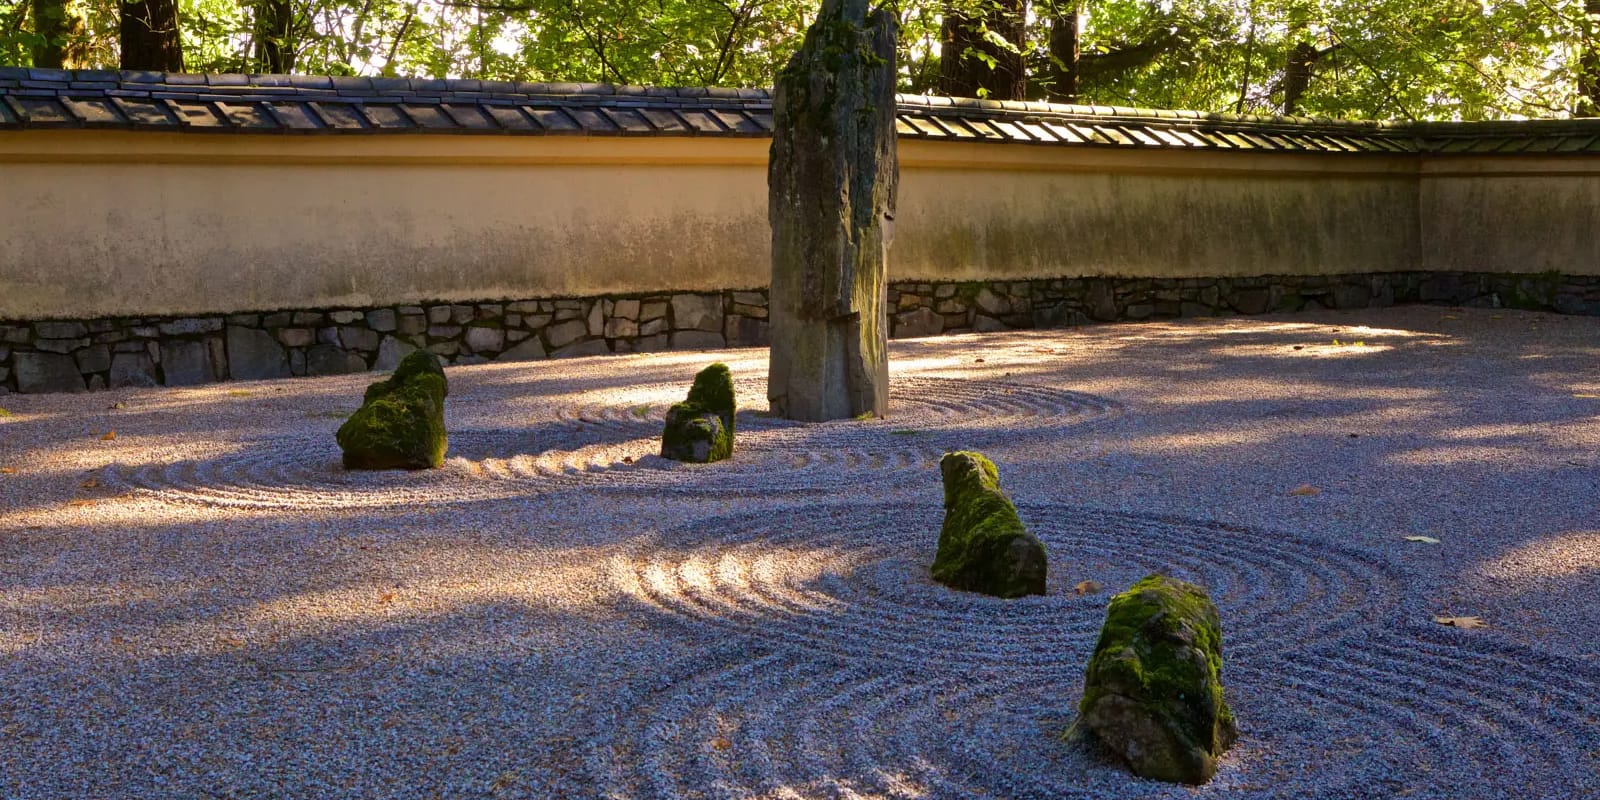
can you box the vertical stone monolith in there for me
[767,0,898,422]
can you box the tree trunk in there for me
[939,0,1026,100]
[1282,40,1316,115]
[30,0,87,69]
[120,0,185,72]
[768,0,898,422]
[1580,0,1600,116]
[253,0,294,73]
[1046,2,1079,102]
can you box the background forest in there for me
[3,0,1600,120]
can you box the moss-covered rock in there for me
[1073,574,1238,785]
[660,363,735,463]
[930,451,1046,598]
[337,351,448,470]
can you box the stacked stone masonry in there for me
[1,271,1597,393]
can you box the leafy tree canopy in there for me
[2,0,1598,120]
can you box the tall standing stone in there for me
[767,0,898,422]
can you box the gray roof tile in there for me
[170,100,229,128]
[62,97,126,127]
[309,102,367,130]
[0,69,1588,156]
[217,102,278,129]
[14,97,76,125]
[267,102,322,130]
[527,108,579,132]
[483,105,537,131]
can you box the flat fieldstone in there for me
[552,339,611,359]
[227,326,291,380]
[278,328,314,347]
[545,320,589,349]
[35,338,88,354]
[499,338,547,362]
[366,309,398,332]
[671,331,725,350]
[109,352,158,388]
[307,345,368,376]
[158,318,223,336]
[895,307,943,338]
[161,340,215,386]
[14,351,85,393]
[465,326,505,353]
[34,321,87,338]
[74,344,111,373]
[374,336,419,371]
[671,294,723,332]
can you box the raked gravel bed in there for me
[2,306,1598,799]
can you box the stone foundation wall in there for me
[2,271,1597,394]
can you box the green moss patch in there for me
[930,451,1046,599]
[337,351,448,470]
[1073,574,1237,785]
[660,363,735,463]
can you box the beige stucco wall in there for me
[1419,157,1600,276]
[1,129,1422,320]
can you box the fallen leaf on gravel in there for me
[622,456,635,464]
[107,402,125,410]
[711,737,732,752]
[99,431,115,441]
[1404,536,1441,544]
[1434,615,1488,629]
[0,467,16,475]
[377,592,396,605]
[974,358,985,363]
[0,407,12,417]
[80,477,100,489]
[1289,484,1321,496]
[1074,580,1103,596]
[1574,394,1600,399]
[218,636,245,649]
[227,390,254,398]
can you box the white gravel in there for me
[1,306,1597,799]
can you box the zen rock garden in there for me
[8,0,1600,794]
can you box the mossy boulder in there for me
[336,351,448,470]
[1073,574,1238,785]
[930,451,1046,598]
[661,363,735,463]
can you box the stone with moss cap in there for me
[930,451,1046,598]
[1071,574,1238,785]
[336,350,448,470]
[661,363,735,463]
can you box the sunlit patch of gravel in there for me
[2,306,1599,799]
[103,376,1119,508]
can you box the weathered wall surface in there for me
[895,144,1417,282]
[1419,157,1600,278]
[0,133,771,320]
[0,131,1419,321]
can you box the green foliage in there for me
[3,0,1599,120]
